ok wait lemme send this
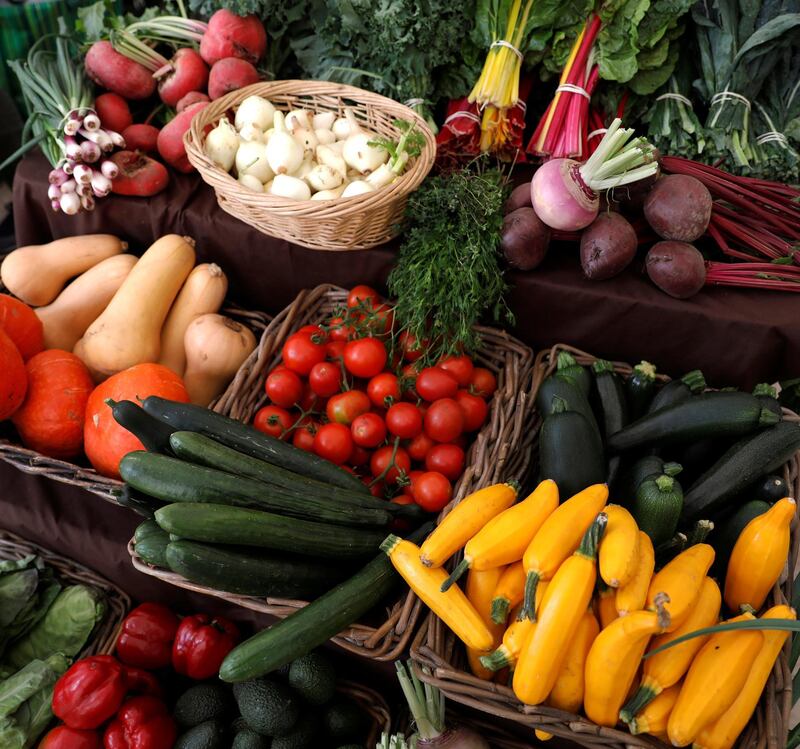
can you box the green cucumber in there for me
[133,521,170,568]
[219,522,433,682]
[646,370,706,414]
[711,500,770,578]
[165,540,345,598]
[632,473,683,546]
[536,374,600,437]
[682,421,800,520]
[154,503,386,559]
[555,352,591,396]
[106,399,176,453]
[142,396,368,494]
[539,397,606,499]
[626,361,657,420]
[116,484,166,519]
[592,360,629,485]
[120,451,390,528]
[609,392,780,453]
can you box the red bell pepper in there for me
[172,614,239,680]
[103,696,176,749]
[52,655,128,730]
[123,666,163,698]
[39,726,103,749]
[115,603,179,669]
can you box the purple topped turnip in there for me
[580,212,638,280]
[643,174,712,242]
[646,241,706,299]
[501,207,551,271]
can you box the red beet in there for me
[157,48,210,108]
[110,151,169,196]
[85,41,155,100]
[580,212,638,280]
[94,93,132,134]
[121,124,160,154]
[208,57,259,100]
[176,91,210,112]
[500,207,551,270]
[157,102,208,173]
[200,9,267,66]
[645,241,706,299]
[504,182,532,214]
[644,174,712,242]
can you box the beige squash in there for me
[76,234,196,381]
[1,234,127,306]
[36,254,138,351]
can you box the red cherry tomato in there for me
[309,361,342,398]
[282,332,326,375]
[328,316,354,341]
[424,398,464,443]
[253,405,293,439]
[265,368,304,408]
[292,419,318,451]
[297,324,326,340]
[367,373,400,409]
[456,389,489,432]
[370,445,411,484]
[367,479,386,498]
[347,285,380,309]
[402,470,425,496]
[425,443,465,481]
[313,423,353,464]
[386,402,423,439]
[412,471,452,512]
[297,382,321,412]
[438,355,474,387]
[351,412,387,448]
[327,390,371,425]
[349,444,371,467]
[470,367,497,398]
[344,338,387,379]
[407,431,435,462]
[415,367,459,402]
[369,303,395,335]
[399,331,425,362]
[326,340,347,361]
[394,491,416,503]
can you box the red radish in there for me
[94,93,133,134]
[157,102,208,172]
[208,58,259,100]
[121,124,159,153]
[177,91,210,112]
[200,10,267,66]
[156,48,209,107]
[110,151,169,196]
[85,41,155,100]
[645,241,706,299]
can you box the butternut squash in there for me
[599,504,640,588]
[35,254,138,351]
[1,234,127,306]
[158,263,228,377]
[182,313,256,407]
[628,682,681,736]
[694,605,795,749]
[465,565,506,680]
[724,497,795,613]
[548,608,599,714]
[616,531,655,616]
[76,235,196,381]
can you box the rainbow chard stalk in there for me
[1,21,124,214]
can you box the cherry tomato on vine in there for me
[456,389,489,432]
[368,303,395,335]
[425,443,465,481]
[347,285,380,309]
[282,332,326,375]
[344,338,387,379]
[407,431,435,462]
[313,423,353,465]
[327,390,371,425]
[424,398,464,443]
[401,470,425,497]
[399,331,425,362]
[366,479,385,498]
[292,419,318,451]
[326,340,347,361]
[327,316,354,341]
[412,471,452,512]
[386,402,423,439]
[297,324,326,340]
[367,373,400,409]
[415,367,459,402]
[351,412,387,448]
[470,367,497,398]
[265,368,304,408]
[253,406,293,439]
[438,355,474,387]
[309,361,342,398]
[370,445,411,484]
[349,444,371,467]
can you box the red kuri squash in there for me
[0,294,44,361]
[0,328,26,420]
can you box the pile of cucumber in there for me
[537,352,800,568]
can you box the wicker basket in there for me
[339,680,392,747]
[184,80,436,251]
[411,343,799,749]
[0,305,270,503]
[129,284,536,661]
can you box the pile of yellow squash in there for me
[385,479,796,749]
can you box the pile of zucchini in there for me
[537,352,800,567]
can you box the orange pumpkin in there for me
[0,328,26,420]
[84,363,189,478]
[12,350,94,458]
[0,294,43,361]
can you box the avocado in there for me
[232,716,249,733]
[232,729,270,749]
[174,684,235,727]
[272,710,319,749]
[235,677,300,737]
[288,651,337,706]
[174,719,227,749]
[323,698,367,743]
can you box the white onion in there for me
[205,118,239,171]
[235,96,275,131]
[235,141,273,183]
[270,174,311,200]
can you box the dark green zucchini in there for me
[155,503,386,559]
[609,392,780,453]
[752,474,789,503]
[679,437,732,487]
[682,421,800,520]
[632,473,683,546]
[165,540,345,597]
[710,500,770,578]
[554,352,591,396]
[753,383,782,420]
[592,360,629,485]
[120,451,390,528]
[133,521,170,568]
[116,484,166,519]
[646,370,706,414]
[218,522,433,683]
[539,397,606,499]
[626,361,657,420]
[536,374,600,438]
[616,456,682,507]
[106,399,176,453]
[141,396,368,494]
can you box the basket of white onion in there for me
[185,80,436,251]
